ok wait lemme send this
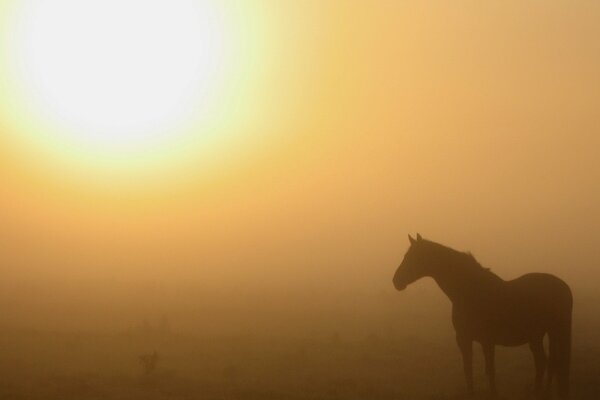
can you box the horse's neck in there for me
[431,263,500,305]
[431,270,464,303]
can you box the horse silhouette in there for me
[393,234,572,399]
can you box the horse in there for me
[393,234,572,399]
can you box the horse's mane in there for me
[426,240,500,279]
[460,252,494,274]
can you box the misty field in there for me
[1,295,599,400]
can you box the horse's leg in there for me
[546,333,556,395]
[457,334,474,396]
[530,337,547,398]
[482,342,497,398]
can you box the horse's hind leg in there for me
[529,337,547,398]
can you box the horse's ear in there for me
[416,233,423,241]
[408,234,416,245]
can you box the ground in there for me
[0,326,598,400]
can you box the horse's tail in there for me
[548,302,572,398]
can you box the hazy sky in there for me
[1,0,599,297]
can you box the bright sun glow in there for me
[8,0,231,155]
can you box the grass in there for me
[0,326,598,400]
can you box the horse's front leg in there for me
[457,334,474,396]
[482,342,497,398]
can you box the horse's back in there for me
[508,273,572,314]
[454,272,572,345]
[505,273,572,333]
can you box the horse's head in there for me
[393,233,434,291]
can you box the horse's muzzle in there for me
[393,279,407,291]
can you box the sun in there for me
[6,0,231,155]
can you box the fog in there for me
[1,1,600,398]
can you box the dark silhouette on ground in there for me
[393,234,573,399]
[139,351,159,375]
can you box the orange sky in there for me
[1,1,599,293]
